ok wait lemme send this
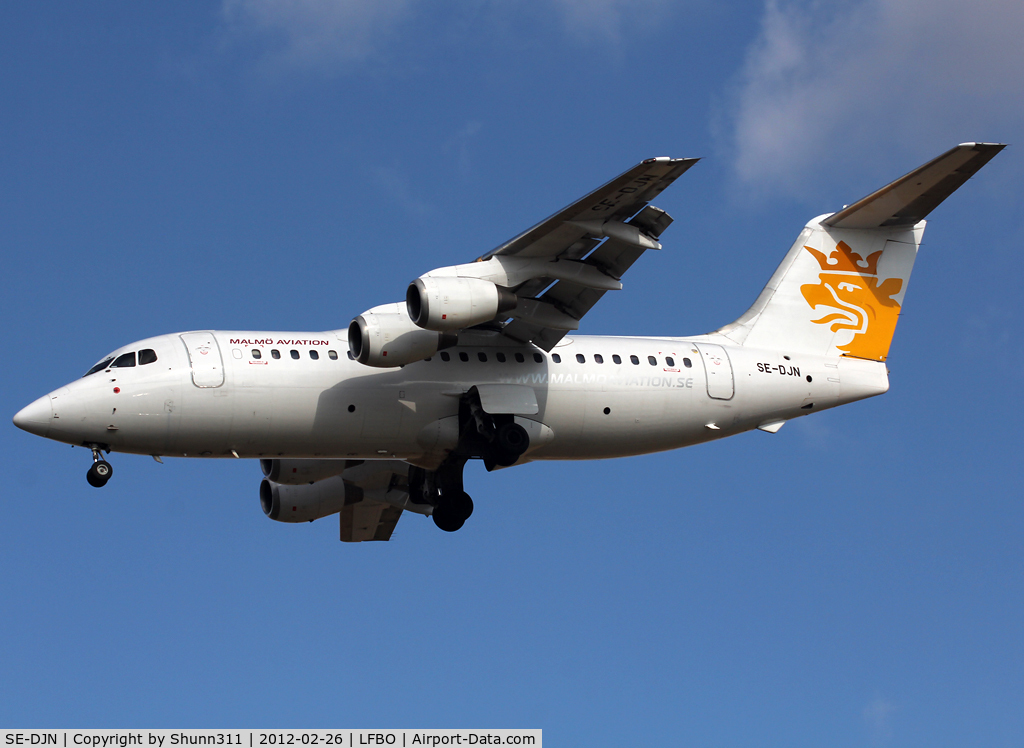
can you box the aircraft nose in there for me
[13,395,53,438]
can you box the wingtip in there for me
[958,141,1008,150]
[641,156,701,164]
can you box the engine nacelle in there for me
[348,302,457,367]
[260,476,347,523]
[407,276,517,332]
[261,458,349,485]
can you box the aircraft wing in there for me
[486,157,699,349]
[340,500,403,542]
[338,460,419,542]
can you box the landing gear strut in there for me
[86,445,113,488]
[411,459,474,533]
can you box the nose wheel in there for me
[86,446,113,488]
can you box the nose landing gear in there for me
[86,445,113,488]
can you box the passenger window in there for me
[440,352,450,362]
[459,352,469,362]
[533,353,543,363]
[552,354,561,363]
[683,357,692,368]
[515,353,525,363]
[272,349,281,360]
[648,356,657,366]
[83,357,114,377]
[630,355,639,365]
[576,354,585,363]
[496,352,506,363]
[666,356,675,367]
[290,350,300,360]
[594,354,604,364]
[328,350,338,360]
[612,355,621,364]
[138,349,158,365]
[111,352,136,368]
[478,352,487,362]
[310,350,319,360]
[252,349,262,360]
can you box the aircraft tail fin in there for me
[716,143,1004,361]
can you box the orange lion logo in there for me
[800,241,902,361]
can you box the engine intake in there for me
[348,302,457,367]
[407,277,517,332]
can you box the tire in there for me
[86,461,112,488]
[495,422,529,458]
[432,502,465,533]
[489,448,519,468]
[453,491,474,521]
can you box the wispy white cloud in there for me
[444,120,483,179]
[221,0,675,74]
[863,696,897,744]
[372,165,430,218]
[222,0,413,71]
[728,0,1024,192]
[550,0,671,43]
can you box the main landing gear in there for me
[409,459,473,532]
[86,445,113,488]
[409,389,532,533]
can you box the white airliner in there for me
[13,143,1004,541]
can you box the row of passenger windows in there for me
[560,353,692,368]
[86,345,690,376]
[437,351,546,363]
[433,350,691,367]
[247,349,340,361]
[83,348,158,377]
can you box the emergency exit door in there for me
[695,343,734,400]
[180,332,225,388]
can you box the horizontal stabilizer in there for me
[824,143,1005,229]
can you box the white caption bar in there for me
[1,732,540,748]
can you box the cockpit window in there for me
[138,349,158,365]
[83,357,114,377]
[111,352,137,368]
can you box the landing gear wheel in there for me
[87,460,113,488]
[432,490,474,532]
[488,448,519,468]
[495,422,529,460]
[453,491,474,521]
[432,502,465,533]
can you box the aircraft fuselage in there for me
[17,330,888,467]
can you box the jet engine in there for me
[260,458,349,485]
[407,276,517,332]
[260,475,347,523]
[348,302,457,367]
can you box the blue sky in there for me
[2,0,1023,743]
